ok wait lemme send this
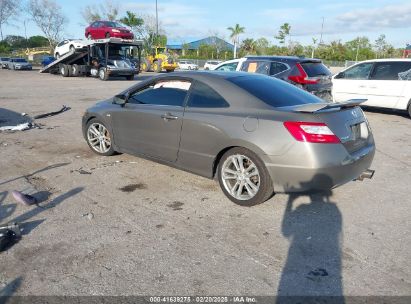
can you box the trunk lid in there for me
[282,99,372,153]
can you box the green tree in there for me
[27,35,48,47]
[374,34,389,58]
[4,35,25,48]
[255,37,269,55]
[227,23,245,58]
[240,38,256,55]
[119,11,144,37]
[275,23,291,44]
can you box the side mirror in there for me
[113,94,128,105]
[336,71,345,79]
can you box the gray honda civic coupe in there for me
[82,71,375,205]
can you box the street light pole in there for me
[155,0,159,37]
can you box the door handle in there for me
[358,85,366,88]
[369,86,377,89]
[161,113,178,121]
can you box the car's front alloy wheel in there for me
[218,147,273,206]
[86,120,115,156]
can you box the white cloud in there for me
[336,3,411,31]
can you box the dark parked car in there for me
[41,56,56,67]
[8,58,32,70]
[0,57,10,69]
[82,71,375,205]
[243,56,333,100]
[85,21,134,40]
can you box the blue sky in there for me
[4,0,411,47]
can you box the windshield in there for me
[1,57,10,61]
[105,21,122,28]
[301,62,331,76]
[228,74,322,107]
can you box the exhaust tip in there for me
[355,169,375,181]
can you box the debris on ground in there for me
[306,268,329,282]
[82,212,94,220]
[0,106,70,132]
[0,223,21,252]
[33,105,70,119]
[11,190,37,206]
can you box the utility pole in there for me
[319,17,324,45]
[155,0,159,37]
[355,37,360,62]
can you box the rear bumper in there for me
[14,66,32,70]
[263,142,375,192]
[111,32,134,39]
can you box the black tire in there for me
[408,103,411,118]
[87,33,92,40]
[69,45,75,53]
[98,67,108,81]
[217,147,274,206]
[205,67,209,70]
[165,69,173,73]
[55,53,60,59]
[85,118,115,156]
[153,59,162,72]
[126,75,134,80]
[105,32,110,38]
[60,64,69,77]
[67,65,73,77]
[71,64,80,77]
[140,58,151,72]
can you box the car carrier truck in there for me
[40,38,143,81]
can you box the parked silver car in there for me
[0,57,10,69]
[82,71,375,205]
[8,58,32,70]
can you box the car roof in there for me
[355,58,411,63]
[245,55,322,63]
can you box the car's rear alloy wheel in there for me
[218,147,273,206]
[86,120,115,156]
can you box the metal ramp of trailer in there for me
[39,50,88,73]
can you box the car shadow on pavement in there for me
[0,187,84,249]
[0,277,22,299]
[277,177,344,303]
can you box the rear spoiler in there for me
[290,99,367,113]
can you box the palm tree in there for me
[119,11,144,36]
[227,23,245,58]
[241,38,256,55]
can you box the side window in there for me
[240,61,270,75]
[129,80,191,106]
[187,81,229,108]
[91,22,98,28]
[215,62,238,71]
[340,63,373,80]
[270,62,288,75]
[370,62,411,80]
[57,41,65,47]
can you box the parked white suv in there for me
[54,39,88,59]
[178,60,199,70]
[204,60,222,70]
[332,59,411,117]
[213,58,246,71]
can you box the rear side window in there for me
[187,81,229,108]
[129,80,191,106]
[229,75,322,107]
[241,60,270,75]
[370,62,411,80]
[270,62,288,75]
[301,62,331,76]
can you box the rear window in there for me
[301,62,331,76]
[370,61,411,80]
[14,59,27,63]
[228,75,322,107]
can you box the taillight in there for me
[288,63,319,84]
[284,121,340,144]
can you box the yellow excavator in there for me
[140,47,177,73]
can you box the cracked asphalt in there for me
[0,69,410,297]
